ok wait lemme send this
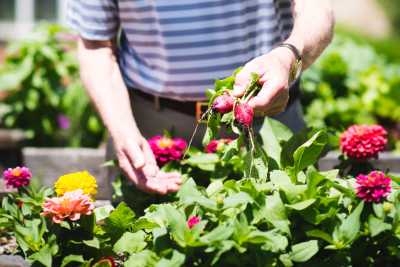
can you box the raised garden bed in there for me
[22,147,110,200]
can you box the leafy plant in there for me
[301,33,400,151]
[0,24,104,147]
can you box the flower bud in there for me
[234,102,254,127]
[383,202,393,213]
[212,94,234,114]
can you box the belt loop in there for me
[154,96,161,111]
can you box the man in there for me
[68,0,334,195]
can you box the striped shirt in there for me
[67,0,294,100]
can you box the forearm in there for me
[286,0,335,69]
[77,39,141,141]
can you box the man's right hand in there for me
[113,134,182,194]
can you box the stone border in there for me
[319,151,400,174]
[22,147,111,200]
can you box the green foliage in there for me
[301,33,400,150]
[0,24,104,147]
[2,71,400,266]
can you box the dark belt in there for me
[129,80,300,119]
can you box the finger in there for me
[166,183,181,193]
[134,170,161,194]
[118,156,139,185]
[159,172,182,185]
[124,141,146,169]
[141,141,158,167]
[145,177,168,195]
[233,68,252,97]
[248,78,287,110]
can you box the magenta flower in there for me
[187,216,201,229]
[340,125,387,160]
[57,114,70,130]
[3,166,32,188]
[148,135,187,166]
[356,171,391,203]
[205,139,233,153]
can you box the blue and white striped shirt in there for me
[67,0,293,100]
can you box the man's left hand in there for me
[233,47,296,116]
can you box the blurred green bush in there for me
[0,24,104,147]
[301,33,400,151]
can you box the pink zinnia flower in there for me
[57,114,70,130]
[234,102,254,127]
[340,125,387,160]
[148,135,187,166]
[41,189,94,224]
[187,216,201,229]
[212,93,234,114]
[205,139,233,153]
[355,171,391,203]
[3,166,32,188]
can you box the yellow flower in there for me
[54,171,97,198]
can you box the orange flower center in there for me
[11,168,22,177]
[158,137,174,149]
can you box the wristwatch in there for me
[277,43,303,86]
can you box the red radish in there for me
[234,102,254,127]
[212,93,234,114]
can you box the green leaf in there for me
[200,223,234,244]
[28,245,53,267]
[83,238,100,249]
[132,218,160,232]
[61,255,85,267]
[183,153,219,171]
[223,192,253,209]
[289,240,319,262]
[335,202,364,244]
[292,130,328,175]
[254,191,290,235]
[177,179,217,210]
[269,170,306,202]
[306,229,334,244]
[103,202,135,240]
[155,250,185,267]
[113,231,147,254]
[286,199,316,211]
[305,170,326,198]
[94,204,114,222]
[259,118,293,166]
[279,254,293,267]
[150,204,187,247]
[368,215,391,237]
[248,230,288,253]
[124,250,159,267]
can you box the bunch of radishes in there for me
[212,92,254,127]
